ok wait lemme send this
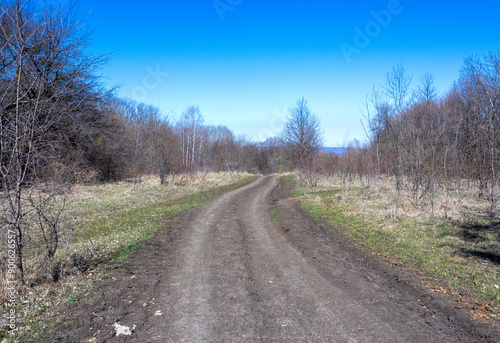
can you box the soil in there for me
[46,176,500,342]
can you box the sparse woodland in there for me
[314,60,500,220]
[299,59,500,318]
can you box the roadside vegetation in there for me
[287,53,500,324]
[0,172,256,341]
[293,173,500,322]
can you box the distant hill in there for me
[321,147,346,155]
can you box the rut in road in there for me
[145,176,462,342]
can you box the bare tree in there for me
[112,98,150,181]
[149,119,181,185]
[209,126,238,171]
[384,66,412,200]
[457,53,500,210]
[281,97,324,169]
[177,106,203,171]
[342,53,500,219]
[0,0,106,281]
[384,64,412,114]
[415,72,437,103]
[400,100,446,213]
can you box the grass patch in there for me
[271,208,279,219]
[296,181,500,321]
[283,174,297,187]
[271,208,284,227]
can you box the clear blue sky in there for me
[52,0,500,146]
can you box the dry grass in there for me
[69,171,249,213]
[66,172,250,237]
[296,173,500,321]
[309,174,498,221]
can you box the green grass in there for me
[271,208,279,219]
[271,208,284,227]
[284,174,297,187]
[296,185,500,319]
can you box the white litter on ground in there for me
[113,323,136,336]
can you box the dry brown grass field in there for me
[295,173,500,321]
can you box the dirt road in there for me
[51,176,499,342]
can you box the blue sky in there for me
[53,0,500,146]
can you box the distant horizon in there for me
[321,147,347,154]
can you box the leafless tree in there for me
[177,106,203,171]
[149,119,181,185]
[281,97,324,169]
[0,0,106,281]
[381,66,412,204]
[111,98,150,181]
[326,54,499,218]
[415,72,437,103]
[384,64,412,114]
[456,53,500,210]
[400,100,446,213]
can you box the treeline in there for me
[0,1,325,191]
[72,96,323,181]
[0,1,269,189]
[317,54,500,214]
[75,98,266,183]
